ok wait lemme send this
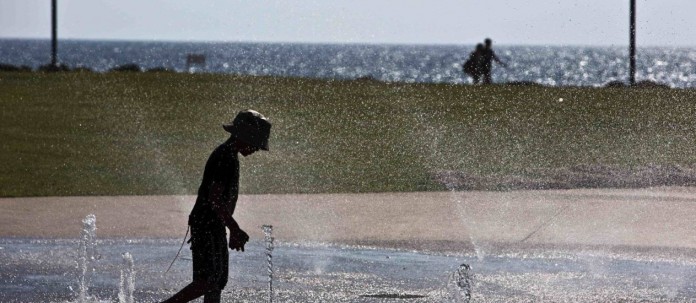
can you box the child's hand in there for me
[229,228,250,251]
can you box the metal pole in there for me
[629,0,636,86]
[51,0,58,67]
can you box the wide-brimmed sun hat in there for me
[223,109,271,151]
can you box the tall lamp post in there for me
[51,0,58,67]
[629,0,636,86]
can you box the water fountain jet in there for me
[447,263,472,303]
[118,252,135,303]
[263,225,275,303]
[76,214,97,303]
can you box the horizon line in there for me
[2,37,695,49]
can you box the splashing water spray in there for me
[76,214,98,302]
[447,263,472,303]
[262,225,274,303]
[118,252,135,303]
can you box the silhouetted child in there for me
[160,110,271,303]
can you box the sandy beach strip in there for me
[1,187,696,253]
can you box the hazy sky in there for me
[1,0,695,46]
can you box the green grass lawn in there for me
[1,71,695,197]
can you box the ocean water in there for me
[1,39,695,88]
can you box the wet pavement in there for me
[1,238,696,302]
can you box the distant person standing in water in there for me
[161,110,271,303]
[463,43,485,84]
[481,38,507,84]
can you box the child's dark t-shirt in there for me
[188,143,239,228]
